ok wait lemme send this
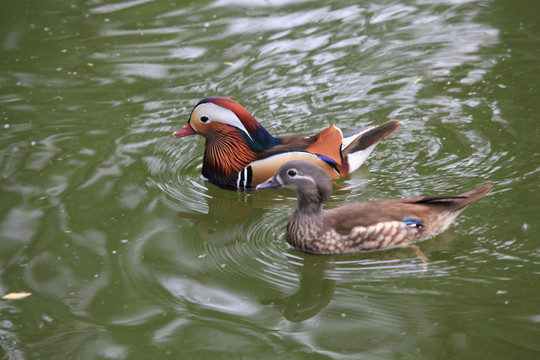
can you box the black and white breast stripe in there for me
[236,165,253,190]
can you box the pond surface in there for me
[1,0,539,359]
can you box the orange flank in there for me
[306,125,343,164]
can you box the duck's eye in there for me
[200,115,209,123]
[287,169,297,177]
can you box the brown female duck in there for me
[256,160,493,254]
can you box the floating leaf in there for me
[413,75,424,84]
[3,292,32,300]
[224,62,237,66]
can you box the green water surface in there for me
[1,0,539,359]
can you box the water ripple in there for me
[4,0,537,357]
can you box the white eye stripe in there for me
[194,103,253,141]
[282,171,315,184]
[292,174,316,183]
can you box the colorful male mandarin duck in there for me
[257,160,493,254]
[173,96,399,189]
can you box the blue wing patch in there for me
[402,217,424,228]
[264,152,338,165]
[315,154,338,165]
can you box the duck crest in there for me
[199,96,281,152]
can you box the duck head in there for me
[174,96,280,152]
[257,160,333,209]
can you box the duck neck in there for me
[287,198,325,250]
[202,129,257,186]
[296,191,324,216]
[240,125,281,152]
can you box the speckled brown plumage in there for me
[257,160,493,254]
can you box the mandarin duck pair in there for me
[174,96,492,254]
